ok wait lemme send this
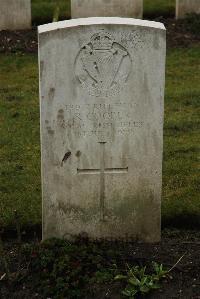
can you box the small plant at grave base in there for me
[114,262,168,298]
[24,238,117,298]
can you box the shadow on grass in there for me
[163,214,200,230]
[2,214,200,240]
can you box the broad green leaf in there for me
[128,277,140,286]
[140,285,150,293]
[114,274,127,281]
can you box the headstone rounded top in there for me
[38,17,165,34]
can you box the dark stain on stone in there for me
[47,126,54,135]
[61,151,71,166]
[76,150,81,158]
[57,109,64,120]
[48,87,55,101]
[153,32,159,50]
[143,73,149,95]
[40,61,44,78]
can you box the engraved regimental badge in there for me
[75,32,132,97]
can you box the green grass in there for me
[32,0,71,25]
[0,54,40,227]
[0,47,199,229]
[163,47,200,227]
[144,0,175,18]
[31,0,175,25]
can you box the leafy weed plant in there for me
[115,262,168,298]
[18,238,170,299]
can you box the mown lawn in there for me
[31,0,175,25]
[144,0,175,18]
[163,47,200,227]
[0,54,40,228]
[0,46,199,229]
[32,0,71,25]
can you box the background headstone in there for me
[176,0,200,19]
[39,18,166,242]
[0,0,31,31]
[71,0,143,19]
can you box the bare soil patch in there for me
[0,18,199,54]
[0,230,200,299]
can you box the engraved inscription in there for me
[75,31,132,97]
[47,102,144,141]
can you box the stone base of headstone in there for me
[176,0,200,19]
[71,0,143,19]
[0,0,31,31]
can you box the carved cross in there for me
[77,142,128,221]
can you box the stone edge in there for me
[38,17,166,34]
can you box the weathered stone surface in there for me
[71,0,143,19]
[176,0,200,19]
[38,18,166,242]
[0,0,31,30]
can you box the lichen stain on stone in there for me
[61,151,71,166]
[114,198,136,220]
[57,203,95,223]
[57,201,69,215]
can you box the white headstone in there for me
[39,18,166,242]
[71,0,143,19]
[0,0,31,31]
[176,0,200,19]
